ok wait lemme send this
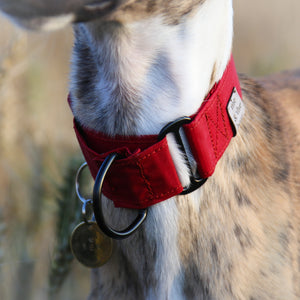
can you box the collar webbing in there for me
[70,56,243,209]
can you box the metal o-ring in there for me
[75,162,93,222]
[75,162,89,204]
[92,153,148,240]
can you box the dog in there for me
[1,0,300,299]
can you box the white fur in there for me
[127,0,233,133]
[145,202,182,299]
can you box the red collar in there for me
[70,56,244,209]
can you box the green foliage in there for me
[48,156,84,298]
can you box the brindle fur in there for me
[0,0,299,299]
[175,72,300,299]
[87,72,300,299]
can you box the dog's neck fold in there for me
[70,0,233,137]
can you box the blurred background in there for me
[0,0,299,299]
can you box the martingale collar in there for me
[71,56,244,210]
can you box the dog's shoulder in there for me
[259,69,300,124]
[239,70,300,197]
[239,70,300,137]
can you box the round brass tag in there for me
[70,222,113,268]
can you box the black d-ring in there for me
[158,117,207,194]
[93,153,148,240]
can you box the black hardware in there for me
[158,117,207,194]
[92,153,148,240]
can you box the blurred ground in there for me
[233,0,300,74]
[0,0,299,299]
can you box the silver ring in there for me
[75,162,90,204]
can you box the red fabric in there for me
[184,57,242,177]
[71,56,242,209]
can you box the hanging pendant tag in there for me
[70,221,113,268]
[71,162,113,268]
[227,87,245,136]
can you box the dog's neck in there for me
[70,0,233,138]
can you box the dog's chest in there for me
[89,75,300,299]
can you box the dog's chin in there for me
[1,0,118,31]
[73,1,119,24]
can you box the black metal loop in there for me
[158,116,192,141]
[92,153,148,240]
[158,117,207,194]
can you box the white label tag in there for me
[227,88,245,135]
